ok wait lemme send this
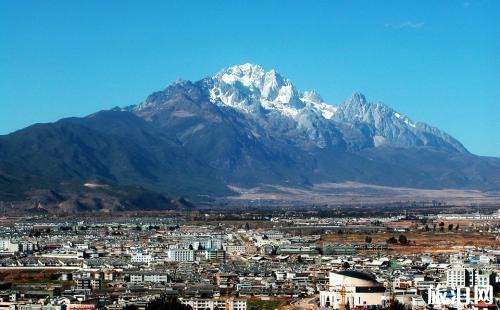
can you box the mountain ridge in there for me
[201,63,467,153]
[0,63,499,211]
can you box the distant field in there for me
[248,299,287,310]
[321,231,499,254]
[0,269,72,286]
[227,182,500,205]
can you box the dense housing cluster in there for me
[0,208,499,310]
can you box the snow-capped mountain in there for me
[202,63,466,152]
[2,63,498,207]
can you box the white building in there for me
[479,255,491,265]
[180,299,246,310]
[476,273,490,286]
[319,270,385,309]
[130,274,144,283]
[9,304,64,310]
[447,265,494,288]
[130,272,169,283]
[211,239,222,249]
[449,253,464,265]
[168,249,194,262]
[130,252,153,264]
[224,244,246,255]
[0,239,19,253]
[205,250,225,261]
[447,267,468,287]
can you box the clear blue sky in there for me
[1,0,499,156]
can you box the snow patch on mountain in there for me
[209,63,337,119]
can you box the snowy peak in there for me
[337,92,417,129]
[262,69,284,100]
[130,63,467,153]
[210,63,306,117]
[302,90,324,104]
[348,92,367,105]
[215,63,297,104]
[217,63,266,89]
[336,91,419,135]
[209,63,335,118]
[205,64,467,152]
[215,63,292,98]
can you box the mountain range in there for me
[1,63,499,212]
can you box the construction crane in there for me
[340,285,347,310]
[225,297,233,310]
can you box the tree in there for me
[365,236,372,243]
[387,237,398,244]
[398,235,408,245]
[387,298,405,310]
[448,223,453,231]
[146,295,192,310]
[455,224,459,231]
[341,261,350,270]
